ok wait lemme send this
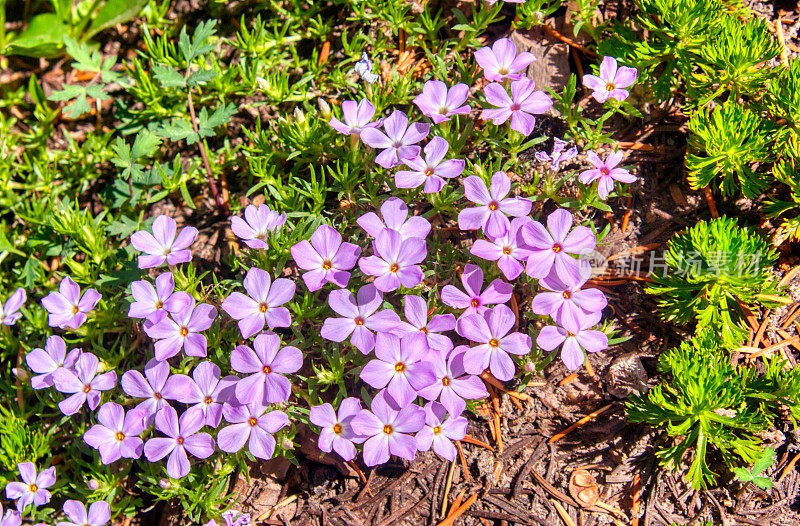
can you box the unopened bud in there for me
[524,361,536,373]
[318,98,331,120]
[87,479,100,491]
[13,367,29,381]
[293,107,306,125]
[159,478,171,489]
[281,438,294,451]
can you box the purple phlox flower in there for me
[470,216,534,281]
[309,398,367,461]
[56,500,110,526]
[481,79,553,136]
[351,389,425,466]
[359,333,436,407]
[0,503,21,526]
[396,136,465,193]
[418,346,488,415]
[578,151,636,200]
[222,267,296,338]
[0,288,25,326]
[217,402,289,459]
[357,197,431,240]
[474,38,534,82]
[26,335,81,390]
[531,273,608,334]
[397,295,456,353]
[442,264,512,320]
[456,304,532,381]
[360,110,430,169]
[128,273,193,321]
[163,361,237,428]
[583,56,638,103]
[121,358,176,425]
[320,285,400,354]
[329,99,380,137]
[231,331,302,405]
[290,224,361,292]
[219,510,251,526]
[458,171,532,238]
[53,352,116,415]
[415,402,468,461]
[130,215,198,269]
[521,208,596,283]
[537,311,608,371]
[412,80,471,124]
[358,229,427,293]
[143,405,215,479]
[41,276,101,330]
[83,402,146,464]
[4,463,55,512]
[230,204,286,250]
[535,138,578,171]
[143,297,217,360]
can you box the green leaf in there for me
[157,118,197,143]
[752,447,776,475]
[178,20,217,64]
[131,130,161,159]
[4,13,70,58]
[196,103,237,141]
[0,229,24,257]
[186,69,217,87]
[86,0,148,38]
[153,64,187,88]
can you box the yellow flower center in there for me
[424,168,434,176]
[155,300,163,309]
[355,317,365,325]
[249,417,258,427]
[395,362,405,372]
[562,291,571,299]
[259,303,268,313]
[72,306,80,314]
[442,377,451,386]
[180,327,189,336]
[420,327,428,334]
[204,396,213,404]
[433,426,441,435]
[552,244,562,253]
[489,338,499,347]
[116,432,125,441]
[605,82,615,91]
[177,437,184,445]
[263,365,272,374]
[155,392,162,399]
[471,299,479,308]
[29,484,38,492]
[488,201,499,211]
[502,247,512,255]
[83,385,91,393]
[322,260,333,270]
[333,423,343,434]
[390,264,399,273]
[383,425,393,435]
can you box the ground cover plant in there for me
[2,0,800,524]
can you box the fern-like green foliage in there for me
[646,217,778,346]
[628,331,799,489]
[686,101,775,197]
[0,406,49,486]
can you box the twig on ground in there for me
[553,501,577,526]
[549,404,615,443]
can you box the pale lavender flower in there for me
[217,403,289,459]
[56,500,110,526]
[415,402,467,461]
[456,305,532,381]
[163,361,237,428]
[583,56,638,103]
[230,204,286,250]
[470,217,533,280]
[474,38,534,82]
[25,335,81,390]
[360,333,436,407]
[396,136,464,193]
[537,311,608,370]
[290,225,361,292]
[328,99,380,137]
[121,358,174,425]
[521,208,596,284]
[83,402,146,464]
[357,197,431,240]
[143,406,215,479]
[53,353,117,415]
[358,229,427,292]
[579,151,636,199]
[0,288,25,326]
[320,285,400,354]
[0,503,21,526]
[128,273,193,321]
[309,398,366,461]
[441,264,512,320]
[231,332,302,405]
[412,81,471,124]
[535,138,578,171]
[418,346,488,415]
[130,215,198,269]
[481,79,553,136]
[222,267,296,338]
[360,110,430,169]
[531,274,607,334]
[143,298,217,360]
[351,389,425,466]
[41,276,101,330]
[397,295,456,353]
[458,171,532,237]
[206,510,250,526]
[4,463,55,512]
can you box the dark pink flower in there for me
[470,217,533,280]
[531,274,607,334]
[163,361,237,428]
[397,295,455,353]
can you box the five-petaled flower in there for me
[578,151,636,200]
[143,405,215,479]
[412,80,471,124]
[231,332,302,405]
[458,171,532,238]
[396,136,465,193]
[397,295,456,353]
[309,398,366,461]
[328,99,380,137]
[130,215,198,269]
[360,333,436,407]
[582,56,638,103]
[470,217,533,280]
[42,276,101,330]
[474,38,534,82]
[217,403,289,459]
[53,352,117,415]
[351,389,425,466]
[164,361,237,428]
[357,197,431,241]
[521,208,596,284]
[531,273,608,334]
[415,401,468,461]
[0,288,25,326]
[56,500,110,526]
[457,305,532,381]
[26,335,81,390]
[143,298,217,360]
[442,263,513,320]
[121,358,177,424]
[358,229,427,293]
[535,138,578,171]
[320,285,400,354]
[83,402,146,464]
[418,346,488,415]
[222,267,296,338]
[481,79,553,136]
[128,273,193,321]
[230,204,286,250]
[360,110,430,169]
[537,311,609,371]
[4,463,55,512]
[291,225,361,292]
